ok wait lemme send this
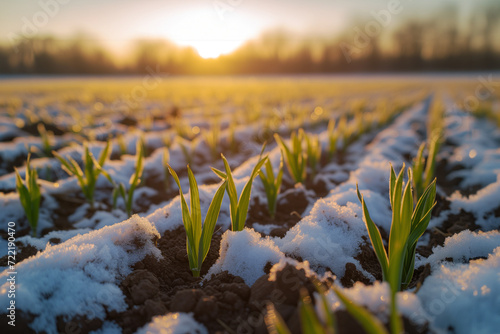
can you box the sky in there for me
[0,0,494,59]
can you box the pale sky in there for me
[0,0,494,58]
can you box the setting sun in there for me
[187,40,244,59]
[160,7,256,59]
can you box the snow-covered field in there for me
[0,76,499,334]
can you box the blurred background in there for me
[1,0,499,75]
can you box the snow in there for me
[275,198,369,278]
[416,246,500,334]
[269,258,334,282]
[136,313,208,334]
[15,228,92,252]
[0,215,161,334]
[206,228,285,285]
[75,209,128,230]
[0,136,42,174]
[444,106,500,190]
[448,174,500,229]
[323,281,427,326]
[418,230,500,267]
[252,223,281,235]
[69,203,92,223]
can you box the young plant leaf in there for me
[214,145,268,231]
[168,163,227,277]
[265,304,292,334]
[333,286,389,334]
[357,184,389,280]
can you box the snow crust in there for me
[416,246,500,334]
[0,216,161,333]
[206,228,285,285]
[135,313,208,334]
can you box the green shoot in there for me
[167,164,227,277]
[15,154,41,237]
[327,119,339,159]
[113,140,144,217]
[265,279,387,334]
[53,141,113,208]
[427,99,445,138]
[174,119,197,140]
[212,145,268,231]
[298,289,332,334]
[202,122,220,160]
[162,133,174,149]
[332,286,389,334]
[259,156,284,219]
[117,133,127,156]
[37,123,54,157]
[350,109,365,140]
[143,113,153,131]
[375,100,391,127]
[265,303,291,334]
[356,164,436,333]
[356,164,436,288]
[275,129,307,184]
[265,282,335,334]
[412,134,440,200]
[179,138,196,166]
[305,132,321,179]
[337,115,348,150]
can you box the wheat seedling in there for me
[15,154,41,237]
[259,156,284,219]
[357,164,436,333]
[53,141,113,208]
[275,129,307,184]
[212,145,268,231]
[167,164,227,277]
[113,140,144,217]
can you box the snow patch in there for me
[418,230,500,267]
[0,215,161,333]
[275,198,368,278]
[135,313,208,334]
[206,228,284,285]
[417,247,500,334]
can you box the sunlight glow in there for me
[160,7,256,59]
[193,40,243,59]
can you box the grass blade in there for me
[221,155,238,227]
[299,289,325,334]
[198,180,227,266]
[167,164,198,273]
[188,166,202,245]
[265,304,292,334]
[333,286,389,334]
[235,154,268,230]
[388,164,405,259]
[357,184,389,280]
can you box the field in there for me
[0,75,499,334]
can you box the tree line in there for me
[1,4,499,75]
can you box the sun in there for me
[161,8,257,59]
[187,40,244,59]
